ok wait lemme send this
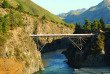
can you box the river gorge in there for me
[36,49,110,74]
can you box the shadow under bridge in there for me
[29,34,96,51]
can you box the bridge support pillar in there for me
[68,37,87,50]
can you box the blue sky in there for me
[31,0,103,15]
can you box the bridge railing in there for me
[29,34,96,51]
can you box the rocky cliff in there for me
[0,7,73,74]
[63,32,107,68]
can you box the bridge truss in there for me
[30,34,95,51]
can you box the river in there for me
[36,49,110,74]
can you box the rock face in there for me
[4,28,44,74]
[63,33,107,68]
[0,8,73,74]
[104,30,110,66]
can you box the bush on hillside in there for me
[42,15,46,20]
[0,35,6,46]
[16,4,24,12]
[2,1,9,8]
[90,34,105,54]
[70,24,75,29]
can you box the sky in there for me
[31,0,103,15]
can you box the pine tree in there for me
[100,17,105,30]
[98,21,102,30]
[84,19,91,30]
[93,19,98,30]
[75,22,81,31]
[91,22,94,31]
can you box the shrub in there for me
[42,15,46,20]
[90,34,105,54]
[0,35,6,46]
[9,51,12,58]
[25,61,30,67]
[16,4,24,12]
[2,1,9,8]
[34,15,39,17]
[51,20,55,23]
[2,22,7,33]
[56,22,58,24]
[14,48,21,57]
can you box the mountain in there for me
[0,0,74,73]
[57,8,87,19]
[0,0,64,23]
[62,0,110,25]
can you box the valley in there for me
[0,0,110,74]
[58,0,110,25]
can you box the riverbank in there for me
[36,49,110,74]
[36,49,74,74]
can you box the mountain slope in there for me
[0,0,74,73]
[57,8,87,19]
[1,0,64,23]
[63,0,110,25]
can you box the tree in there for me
[2,1,9,8]
[93,19,98,30]
[84,19,91,30]
[91,22,94,31]
[75,22,81,31]
[70,23,75,28]
[100,17,105,30]
[90,34,105,54]
[98,21,102,30]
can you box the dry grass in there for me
[0,58,25,74]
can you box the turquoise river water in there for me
[36,49,110,74]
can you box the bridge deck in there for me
[29,34,95,38]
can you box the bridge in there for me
[29,34,96,51]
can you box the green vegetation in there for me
[14,48,21,57]
[9,51,12,58]
[75,17,106,32]
[75,22,81,31]
[0,10,23,33]
[42,15,46,20]
[0,35,6,46]
[25,61,30,67]
[100,17,105,30]
[83,19,91,30]
[16,4,24,12]
[83,17,105,31]
[0,0,72,29]
[14,0,64,23]
[106,25,110,28]
[23,54,26,59]
[2,1,9,8]
[90,34,105,54]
